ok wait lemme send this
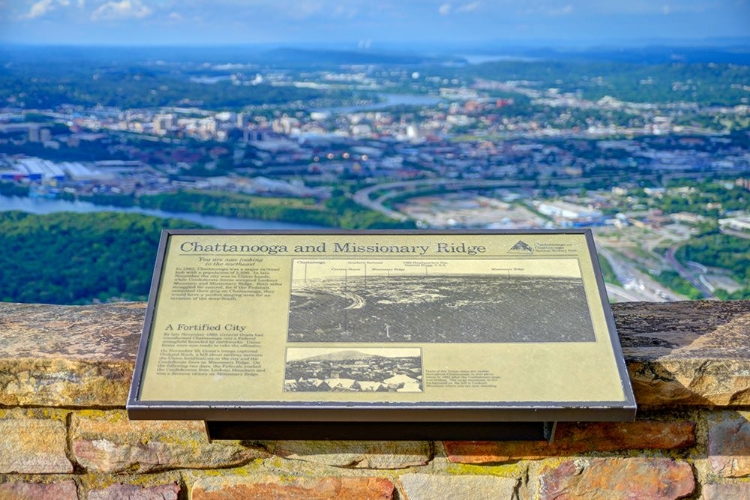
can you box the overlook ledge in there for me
[0,300,748,409]
[1,300,749,499]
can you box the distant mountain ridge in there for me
[259,47,459,66]
[297,350,389,362]
[1,43,747,66]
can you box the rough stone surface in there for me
[628,359,750,407]
[708,411,750,478]
[0,302,143,360]
[0,301,747,500]
[701,483,750,500]
[399,474,519,500]
[615,300,750,408]
[87,483,180,500]
[0,358,133,408]
[270,441,431,469]
[0,481,78,500]
[0,302,143,407]
[71,411,268,473]
[191,476,395,500]
[0,419,73,473]
[1,300,748,409]
[445,420,695,464]
[538,458,695,500]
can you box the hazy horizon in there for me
[2,37,750,49]
[1,0,749,48]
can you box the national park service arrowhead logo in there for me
[508,240,534,254]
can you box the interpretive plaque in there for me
[128,230,636,440]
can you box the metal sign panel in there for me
[128,230,636,437]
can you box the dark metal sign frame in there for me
[127,229,636,440]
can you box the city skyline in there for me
[1,0,749,47]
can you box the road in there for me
[596,245,683,302]
[605,283,649,302]
[342,291,366,310]
[666,245,716,299]
[721,227,750,240]
[352,172,723,222]
[353,179,536,222]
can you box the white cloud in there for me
[455,1,480,13]
[438,2,479,16]
[522,3,574,16]
[24,0,56,19]
[285,0,323,19]
[21,0,79,19]
[91,0,152,20]
[332,4,358,18]
[553,4,573,15]
[168,11,183,21]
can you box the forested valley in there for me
[0,211,202,304]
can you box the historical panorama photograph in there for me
[284,348,423,393]
[287,259,596,343]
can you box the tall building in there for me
[28,127,40,142]
[153,114,174,135]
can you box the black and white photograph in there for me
[288,259,595,343]
[284,348,423,393]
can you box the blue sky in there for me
[1,0,749,46]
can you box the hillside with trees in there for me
[0,211,202,305]
[65,189,416,230]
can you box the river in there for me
[0,195,321,230]
[313,93,443,114]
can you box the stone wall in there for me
[0,300,748,500]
